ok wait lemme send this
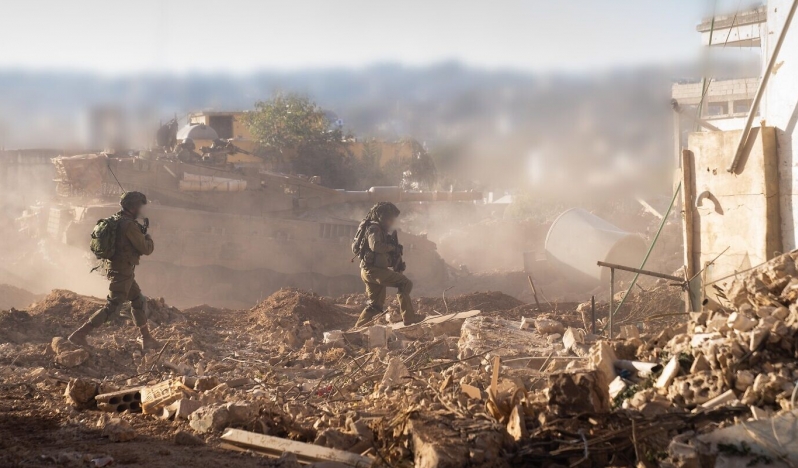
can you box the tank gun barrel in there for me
[338,186,482,203]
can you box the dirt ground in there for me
[0,283,692,467]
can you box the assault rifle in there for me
[387,230,406,272]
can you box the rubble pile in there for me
[0,283,40,310]
[3,255,798,467]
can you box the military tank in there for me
[42,152,482,306]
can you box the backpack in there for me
[90,214,122,260]
[351,219,373,259]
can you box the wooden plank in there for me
[681,149,698,312]
[221,429,373,467]
[390,309,480,330]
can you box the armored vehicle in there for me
[43,153,481,306]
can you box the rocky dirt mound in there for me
[0,283,41,310]
[246,289,356,349]
[417,290,525,314]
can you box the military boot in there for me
[68,321,96,347]
[137,325,161,351]
[402,311,425,326]
[355,304,383,328]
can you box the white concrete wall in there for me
[762,0,798,251]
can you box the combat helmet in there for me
[120,191,148,211]
[367,202,401,224]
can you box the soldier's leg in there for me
[69,271,131,346]
[356,269,387,327]
[364,268,422,325]
[127,278,160,350]
[127,279,147,327]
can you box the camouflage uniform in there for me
[359,223,415,319]
[88,212,154,327]
[69,191,160,349]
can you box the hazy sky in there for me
[0,0,752,74]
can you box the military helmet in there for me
[368,202,400,223]
[120,191,148,210]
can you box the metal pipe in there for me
[597,261,685,283]
[729,0,798,173]
[609,268,615,339]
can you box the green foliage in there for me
[244,93,339,156]
[244,93,439,191]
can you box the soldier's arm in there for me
[367,226,395,254]
[124,221,155,256]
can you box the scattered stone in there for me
[102,418,136,442]
[535,318,565,335]
[64,378,98,409]
[55,348,89,367]
[547,371,609,415]
[655,357,680,389]
[189,404,230,433]
[380,357,410,391]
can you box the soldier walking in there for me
[68,191,161,350]
[353,202,424,327]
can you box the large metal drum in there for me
[545,208,646,285]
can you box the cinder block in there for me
[95,387,144,413]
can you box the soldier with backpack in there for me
[68,191,160,350]
[352,202,424,328]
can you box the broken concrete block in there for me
[690,354,710,374]
[165,399,202,420]
[461,384,482,400]
[750,325,770,350]
[668,371,725,407]
[102,418,136,442]
[728,312,757,332]
[699,389,737,409]
[55,348,89,368]
[608,376,628,400]
[174,430,204,446]
[95,387,143,413]
[367,325,387,348]
[562,327,584,352]
[547,371,609,415]
[408,417,469,468]
[194,376,219,392]
[655,357,680,389]
[535,318,565,335]
[772,306,789,320]
[141,379,197,414]
[735,370,755,392]
[519,317,532,330]
[589,341,617,392]
[64,378,98,409]
[380,357,410,391]
[226,401,257,425]
[189,404,230,433]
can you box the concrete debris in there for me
[55,348,89,367]
[189,404,231,433]
[534,318,565,335]
[95,387,144,413]
[8,269,798,467]
[379,357,410,391]
[64,378,98,409]
[102,418,136,442]
[547,371,609,415]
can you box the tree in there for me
[244,94,353,187]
